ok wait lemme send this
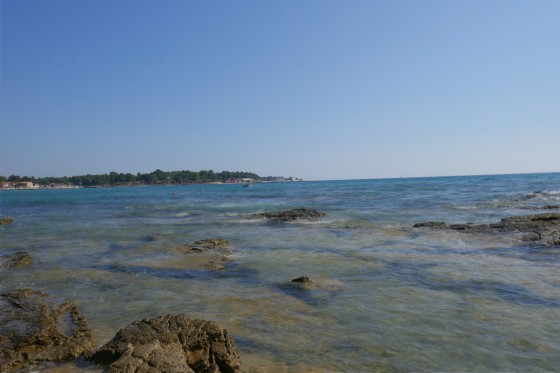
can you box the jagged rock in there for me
[0,251,32,268]
[414,213,560,246]
[253,208,326,222]
[0,289,94,372]
[489,214,560,246]
[91,314,240,373]
[0,217,13,225]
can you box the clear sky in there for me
[1,0,559,180]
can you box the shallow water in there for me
[1,173,560,372]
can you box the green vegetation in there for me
[1,170,260,187]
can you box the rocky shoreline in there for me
[414,212,560,246]
[0,289,240,373]
[0,209,330,372]
[1,208,558,372]
[0,233,244,372]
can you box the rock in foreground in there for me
[92,314,240,373]
[0,289,94,372]
[253,208,325,222]
[414,213,560,246]
[0,251,32,268]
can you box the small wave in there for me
[451,205,480,210]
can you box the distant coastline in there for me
[0,169,303,190]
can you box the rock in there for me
[0,251,32,268]
[253,208,326,222]
[279,277,343,305]
[288,276,314,291]
[414,213,560,246]
[448,223,483,232]
[0,289,94,372]
[91,314,240,373]
[489,214,560,246]
[413,221,447,228]
[0,217,13,225]
[193,238,230,248]
[171,238,232,270]
[291,276,312,284]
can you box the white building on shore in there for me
[0,181,39,190]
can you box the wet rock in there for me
[413,221,447,228]
[0,251,32,268]
[447,223,489,233]
[170,238,232,270]
[253,208,326,222]
[0,217,13,225]
[414,213,560,246]
[489,214,560,245]
[91,314,240,373]
[288,276,314,291]
[0,289,94,372]
[193,238,230,248]
[279,277,343,305]
[292,275,312,283]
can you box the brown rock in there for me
[0,289,94,372]
[414,213,560,246]
[0,252,32,268]
[253,208,326,222]
[0,217,13,225]
[92,314,240,373]
[193,238,230,248]
[291,276,312,284]
[170,238,232,270]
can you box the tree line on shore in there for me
[0,169,261,187]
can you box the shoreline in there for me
[0,180,305,191]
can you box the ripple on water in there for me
[2,176,560,371]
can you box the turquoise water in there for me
[1,173,560,372]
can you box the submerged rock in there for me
[0,251,32,268]
[0,217,13,225]
[91,314,240,373]
[253,208,326,222]
[414,213,560,246]
[170,238,233,270]
[193,238,230,248]
[0,289,94,372]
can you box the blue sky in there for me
[1,0,559,180]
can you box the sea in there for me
[1,173,560,372]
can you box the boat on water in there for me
[241,178,253,187]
